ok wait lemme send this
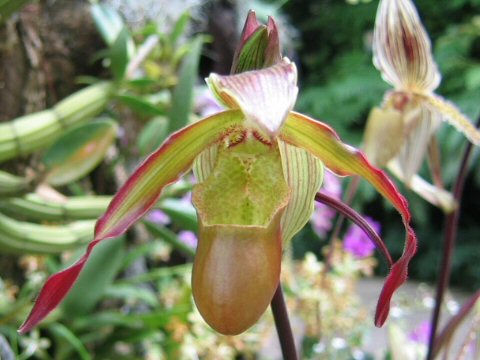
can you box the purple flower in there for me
[146,209,171,226]
[343,216,380,258]
[178,230,198,249]
[311,171,342,237]
[409,321,431,344]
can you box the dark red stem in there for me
[271,283,298,360]
[426,115,480,360]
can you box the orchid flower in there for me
[20,12,416,336]
[364,0,480,212]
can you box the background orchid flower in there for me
[364,0,480,212]
[20,15,416,336]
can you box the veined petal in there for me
[280,111,417,327]
[421,93,480,146]
[207,60,298,137]
[193,145,218,183]
[19,110,244,333]
[388,160,456,213]
[277,139,324,243]
[395,102,441,182]
[373,0,440,93]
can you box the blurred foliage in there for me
[284,0,480,290]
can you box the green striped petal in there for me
[277,139,323,243]
[193,145,219,183]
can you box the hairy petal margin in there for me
[19,110,244,333]
[280,111,417,327]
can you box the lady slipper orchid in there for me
[365,0,480,212]
[20,15,417,336]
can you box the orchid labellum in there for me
[20,12,416,336]
[364,0,480,212]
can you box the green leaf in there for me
[109,27,133,81]
[137,117,169,156]
[168,36,203,132]
[0,0,31,25]
[48,323,92,360]
[116,94,167,116]
[43,119,118,186]
[103,284,159,307]
[61,236,125,316]
[90,3,124,46]
[144,221,195,257]
[170,11,190,44]
[158,198,197,231]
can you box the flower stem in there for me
[323,176,360,273]
[426,115,480,360]
[271,283,298,360]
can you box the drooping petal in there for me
[373,0,440,93]
[207,60,298,137]
[277,139,324,243]
[421,93,480,146]
[280,111,417,327]
[19,110,244,333]
[387,160,456,213]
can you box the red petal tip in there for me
[18,239,101,333]
[374,226,417,327]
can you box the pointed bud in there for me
[231,10,282,74]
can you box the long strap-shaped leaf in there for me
[19,110,244,333]
[280,111,417,327]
